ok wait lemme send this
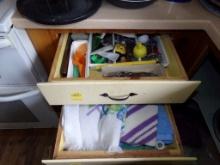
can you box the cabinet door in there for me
[27,29,60,74]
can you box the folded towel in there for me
[121,105,158,147]
[99,105,127,152]
[157,105,173,144]
[62,105,82,150]
[62,104,172,152]
[79,105,102,150]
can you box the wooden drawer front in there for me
[42,106,197,165]
[38,80,200,105]
[42,158,196,165]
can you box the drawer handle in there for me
[100,93,137,101]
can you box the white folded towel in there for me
[62,105,82,150]
[79,105,101,150]
[99,105,127,152]
[62,104,127,152]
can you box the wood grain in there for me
[170,30,209,78]
[27,29,220,78]
[27,29,60,74]
[0,129,56,165]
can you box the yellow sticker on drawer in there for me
[71,92,83,101]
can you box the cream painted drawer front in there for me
[42,106,197,165]
[37,33,200,105]
[42,157,197,165]
[38,80,199,105]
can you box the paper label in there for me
[71,92,83,101]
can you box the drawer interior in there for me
[53,105,188,160]
[37,32,200,105]
[49,33,188,82]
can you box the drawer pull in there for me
[100,93,137,101]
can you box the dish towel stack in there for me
[121,105,158,147]
[62,104,174,152]
[62,104,126,152]
[120,105,174,148]
[157,105,173,145]
[62,105,83,150]
[99,105,127,152]
[79,105,101,150]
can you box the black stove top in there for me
[17,0,102,25]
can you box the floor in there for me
[0,129,56,165]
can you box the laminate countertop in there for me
[12,0,220,50]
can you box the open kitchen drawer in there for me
[37,33,200,105]
[42,105,197,165]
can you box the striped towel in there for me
[120,105,158,147]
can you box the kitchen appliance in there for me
[16,0,102,25]
[0,0,57,129]
[107,0,156,9]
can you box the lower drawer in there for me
[42,105,197,165]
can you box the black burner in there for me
[17,0,102,25]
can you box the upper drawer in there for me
[37,33,200,105]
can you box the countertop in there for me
[12,0,220,50]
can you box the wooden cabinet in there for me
[26,29,60,74]
[170,30,210,78]
[26,29,218,164]
[35,31,200,164]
